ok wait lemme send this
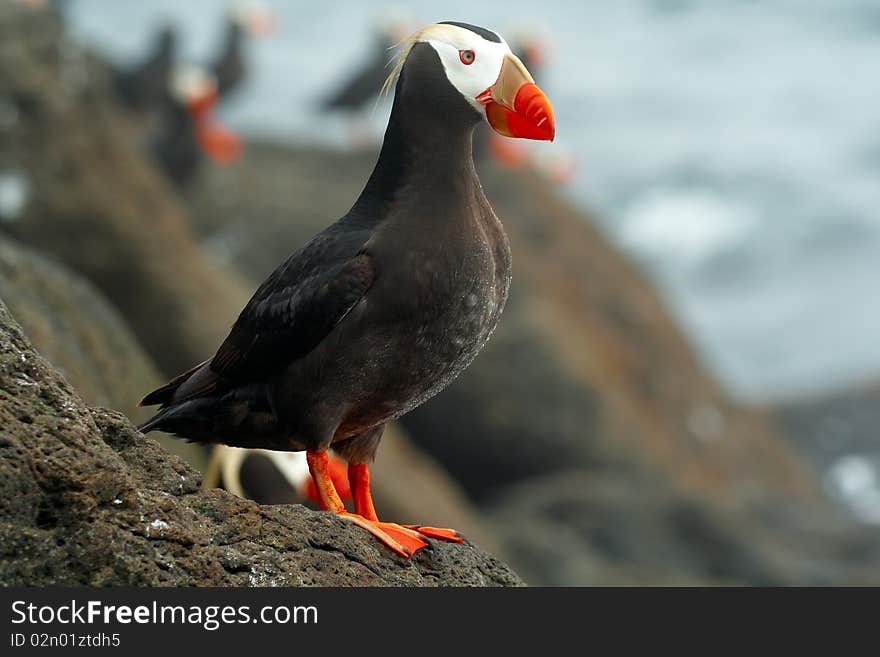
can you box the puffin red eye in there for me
[459,49,476,65]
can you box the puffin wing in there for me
[210,233,375,382]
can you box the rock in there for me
[774,384,880,474]
[773,383,880,524]
[487,470,880,586]
[0,299,522,586]
[0,235,208,470]
[0,2,251,377]
[0,235,160,421]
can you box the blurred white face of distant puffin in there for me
[386,22,555,141]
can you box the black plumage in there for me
[140,39,511,463]
[211,18,246,99]
[321,33,394,112]
[114,25,176,110]
[149,90,202,186]
[210,3,275,99]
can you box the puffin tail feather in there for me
[137,407,173,434]
[139,359,211,407]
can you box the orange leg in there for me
[348,462,464,546]
[302,454,351,504]
[348,462,378,520]
[306,450,346,513]
[307,451,426,558]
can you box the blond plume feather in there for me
[379,23,468,100]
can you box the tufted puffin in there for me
[151,64,242,186]
[320,19,412,114]
[139,21,555,557]
[114,24,177,111]
[210,1,275,100]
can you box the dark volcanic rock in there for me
[0,235,160,421]
[0,300,522,586]
[487,470,880,586]
[0,2,251,376]
[774,384,880,524]
[0,235,208,470]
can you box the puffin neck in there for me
[352,75,481,218]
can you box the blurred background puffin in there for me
[113,23,177,112]
[210,0,276,101]
[110,1,275,186]
[151,64,242,188]
[319,14,415,146]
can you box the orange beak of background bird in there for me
[185,90,243,164]
[477,53,555,141]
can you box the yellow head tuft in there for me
[379,23,471,100]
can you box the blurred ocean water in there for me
[66,0,880,402]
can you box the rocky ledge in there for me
[0,300,522,586]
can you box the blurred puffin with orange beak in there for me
[210,0,276,100]
[151,64,242,187]
[139,22,554,558]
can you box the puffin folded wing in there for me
[137,251,375,435]
[209,251,375,382]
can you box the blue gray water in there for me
[66,0,880,402]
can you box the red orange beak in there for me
[195,119,243,164]
[478,53,555,141]
[185,90,243,164]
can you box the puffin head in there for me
[169,64,218,117]
[386,21,555,141]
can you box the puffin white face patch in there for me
[169,64,217,103]
[424,26,511,112]
[385,23,512,115]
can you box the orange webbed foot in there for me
[403,525,465,543]
[338,513,429,558]
[334,455,464,558]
